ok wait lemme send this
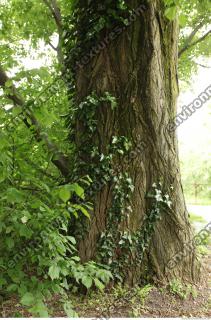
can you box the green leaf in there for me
[29,300,49,317]
[94,278,105,291]
[6,237,14,249]
[7,284,18,292]
[5,79,13,87]
[165,6,177,20]
[96,269,113,284]
[0,222,5,232]
[78,205,90,219]
[6,188,25,203]
[48,264,60,280]
[81,275,93,289]
[21,292,35,306]
[56,183,84,202]
[59,187,70,203]
[69,183,84,199]
[66,236,76,245]
[19,225,32,238]
[73,204,90,219]
[63,301,78,317]
[179,14,187,27]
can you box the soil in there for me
[1,248,210,318]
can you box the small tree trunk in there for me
[68,0,200,284]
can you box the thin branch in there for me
[23,158,59,181]
[51,0,62,31]
[194,62,211,68]
[43,0,64,67]
[179,25,211,57]
[42,0,55,19]
[187,29,211,49]
[183,20,205,45]
[48,41,57,51]
[43,0,62,32]
[0,64,70,178]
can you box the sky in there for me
[178,59,211,161]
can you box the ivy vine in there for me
[98,183,173,282]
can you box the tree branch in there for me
[0,64,70,178]
[51,0,62,31]
[194,61,211,68]
[179,23,211,58]
[48,41,57,51]
[187,29,211,48]
[43,0,64,66]
[43,0,61,31]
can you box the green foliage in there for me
[189,213,206,224]
[163,0,189,24]
[0,0,210,315]
[178,0,211,83]
[111,283,153,317]
[163,0,211,83]
[0,78,112,316]
[169,279,198,300]
[132,284,153,306]
[112,283,129,298]
[0,64,112,317]
[181,151,211,204]
[197,244,209,256]
[0,172,112,316]
[98,182,172,281]
[63,0,131,77]
[97,171,135,281]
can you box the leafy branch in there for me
[0,64,70,177]
[42,0,64,66]
[179,22,211,57]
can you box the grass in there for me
[188,212,211,252]
[186,199,211,205]
[189,212,206,224]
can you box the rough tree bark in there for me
[67,0,201,284]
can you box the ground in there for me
[0,206,211,318]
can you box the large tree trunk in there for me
[66,0,200,284]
